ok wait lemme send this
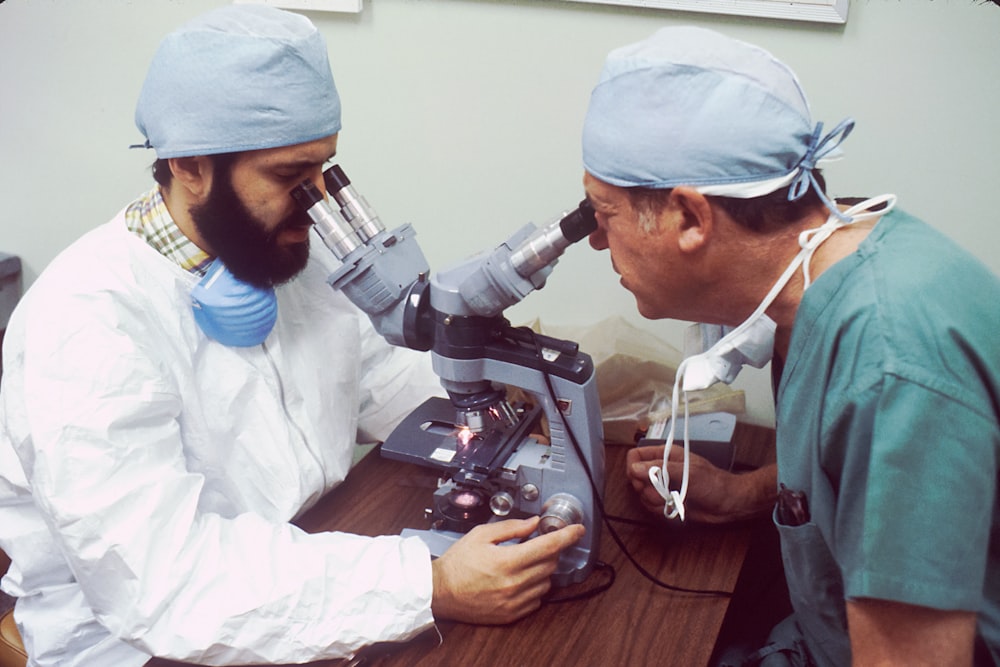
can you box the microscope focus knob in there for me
[520,484,540,502]
[490,491,515,517]
[538,493,584,534]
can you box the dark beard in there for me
[190,160,312,288]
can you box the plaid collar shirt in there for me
[125,186,213,276]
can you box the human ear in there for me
[167,156,213,200]
[669,187,714,254]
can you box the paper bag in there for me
[525,316,745,444]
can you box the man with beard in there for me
[184,150,315,289]
[0,6,583,667]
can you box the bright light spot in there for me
[456,427,474,447]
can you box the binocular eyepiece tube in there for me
[507,199,597,280]
[290,164,391,260]
[290,180,363,260]
[323,165,386,243]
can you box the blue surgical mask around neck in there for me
[191,258,278,347]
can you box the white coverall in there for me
[0,211,443,666]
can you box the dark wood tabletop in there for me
[150,423,775,667]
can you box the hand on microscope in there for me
[626,444,777,524]
[430,515,585,625]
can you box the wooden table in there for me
[305,423,774,667]
[150,423,775,667]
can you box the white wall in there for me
[2,0,999,426]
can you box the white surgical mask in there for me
[650,194,897,521]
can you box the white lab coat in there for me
[0,210,443,666]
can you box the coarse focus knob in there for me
[538,492,584,534]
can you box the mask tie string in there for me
[649,191,897,521]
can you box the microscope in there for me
[291,167,604,586]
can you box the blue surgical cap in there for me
[135,5,342,159]
[582,26,852,204]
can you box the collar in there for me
[125,186,213,276]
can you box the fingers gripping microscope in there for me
[291,167,604,586]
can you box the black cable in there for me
[544,560,616,604]
[604,513,657,528]
[523,327,733,598]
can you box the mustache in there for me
[269,208,315,239]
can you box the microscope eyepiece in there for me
[289,178,366,259]
[558,200,597,244]
[289,179,324,209]
[319,164,386,241]
[323,164,351,194]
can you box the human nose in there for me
[308,166,327,196]
[589,224,608,251]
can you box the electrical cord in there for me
[544,560,616,604]
[523,327,733,599]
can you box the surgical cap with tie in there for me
[582,26,852,211]
[134,4,342,159]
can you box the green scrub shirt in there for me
[775,208,1000,666]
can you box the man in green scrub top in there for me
[582,26,1000,666]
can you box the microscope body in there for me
[383,307,605,585]
[292,167,604,586]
